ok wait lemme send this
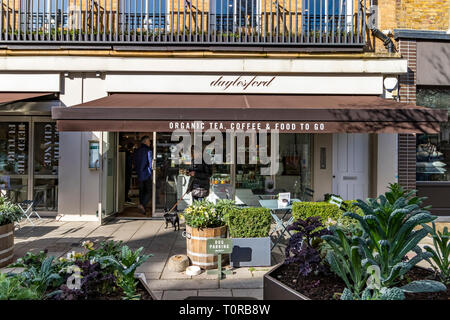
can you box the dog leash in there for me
[166,176,193,215]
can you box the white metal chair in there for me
[18,198,42,226]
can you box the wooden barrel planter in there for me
[0,223,14,268]
[185,225,228,270]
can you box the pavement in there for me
[0,218,287,300]
[2,218,446,300]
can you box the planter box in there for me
[263,263,310,300]
[0,223,14,268]
[230,237,271,268]
[135,273,159,300]
[263,263,439,300]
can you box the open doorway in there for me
[117,132,154,218]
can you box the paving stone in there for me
[142,272,162,280]
[136,260,167,273]
[147,279,219,291]
[161,268,192,280]
[232,289,263,300]
[220,278,263,289]
[162,290,198,300]
[198,289,233,297]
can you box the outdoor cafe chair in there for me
[258,198,301,250]
[18,196,43,226]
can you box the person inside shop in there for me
[187,148,212,202]
[134,136,153,214]
[124,141,135,204]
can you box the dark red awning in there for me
[52,94,448,133]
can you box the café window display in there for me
[235,133,312,206]
[0,119,59,211]
[416,87,450,182]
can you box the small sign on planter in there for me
[206,239,233,279]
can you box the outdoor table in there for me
[258,199,301,250]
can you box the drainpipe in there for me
[371,27,396,53]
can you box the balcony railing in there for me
[0,0,367,47]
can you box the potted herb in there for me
[227,207,272,267]
[181,200,228,270]
[0,197,23,267]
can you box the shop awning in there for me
[0,92,54,104]
[52,94,448,133]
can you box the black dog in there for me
[163,211,180,231]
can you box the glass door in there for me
[32,118,59,212]
[101,132,117,222]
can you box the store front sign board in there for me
[56,120,442,134]
[106,74,383,94]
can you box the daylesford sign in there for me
[209,76,276,91]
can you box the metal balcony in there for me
[0,0,367,49]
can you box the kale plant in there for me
[285,216,332,277]
[422,222,450,285]
[54,260,117,300]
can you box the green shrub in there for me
[227,207,272,238]
[292,202,342,224]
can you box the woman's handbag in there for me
[191,187,209,198]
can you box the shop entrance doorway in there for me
[332,133,369,200]
[116,132,155,218]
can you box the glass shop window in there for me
[416,87,450,182]
[0,122,29,203]
[33,122,59,211]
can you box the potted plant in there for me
[227,207,272,267]
[0,196,23,267]
[263,183,449,300]
[181,200,228,270]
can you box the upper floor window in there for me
[211,0,259,32]
[302,0,352,33]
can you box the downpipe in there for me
[371,27,396,53]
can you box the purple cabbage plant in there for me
[284,216,332,278]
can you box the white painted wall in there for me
[57,75,107,221]
[0,56,408,74]
[0,73,60,91]
[377,134,398,195]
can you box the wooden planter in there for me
[0,223,14,268]
[185,225,228,270]
[263,263,310,300]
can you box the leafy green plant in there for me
[422,222,450,285]
[0,274,40,300]
[346,194,437,288]
[322,227,369,298]
[99,246,151,300]
[9,249,49,269]
[21,256,63,298]
[227,207,271,238]
[0,196,23,226]
[182,200,226,229]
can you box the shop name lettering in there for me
[169,121,326,131]
[8,124,27,174]
[210,76,276,91]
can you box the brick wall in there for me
[397,38,417,191]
